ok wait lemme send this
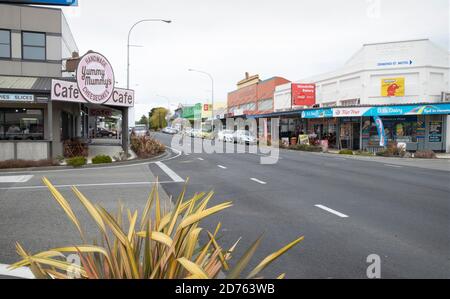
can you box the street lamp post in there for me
[127,19,171,90]
[188,69,215,131]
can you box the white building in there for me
[273,39,450,152]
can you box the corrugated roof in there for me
[0,76,53,93]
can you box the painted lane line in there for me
[315,205,349,218]
[0,181,183,191]
[218,165,227,169]
[198,158,204,161]
[384,164,403,168]
[251,178,267,185]
[0,264,34,279]
[0,175,33,183]
[155,162,185,183]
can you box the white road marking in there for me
[0,263,34,279]
[251,178,267,185]
[334,157,347,161]
[0,175,33,183]
[218,165,227,169]
[384,164,403,168]
[0,181,182,191]
[155,162,185,183]
[315,205,349,218]
[198,158,204,161]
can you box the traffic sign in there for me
[0,0,78,6]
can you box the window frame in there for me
[0,29,12,59]
[21,31,46,61]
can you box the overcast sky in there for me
[61,0,450,119]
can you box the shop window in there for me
[0,108,44,140]
[367,116,422,146]
[22,32,46,61]
[0,29,11,58]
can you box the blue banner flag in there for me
[374,116,387,147]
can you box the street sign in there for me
[0,0,78,6]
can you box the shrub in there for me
[131,135,166,159]
[376,142,407,158]
[0,159,59,169]
[339,150,354,155]
[290,144,322,152]
[354,151,374,157]
[67,156,87,168]
[10,179,304,279]
[414,150,437,159]
[92,155,113,165]
[63,139,88,158]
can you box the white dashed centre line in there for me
[218,165,227,169]
[0,175,34,183]
[315,205,349,218]
[384,164,403,168]
[251,178,267,185]
[198,158,204,161]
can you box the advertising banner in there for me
[381,77,405,97]
[0,93,34,102]
[374,116,387,147]
[292,83,316,107]
[333,107,371,118]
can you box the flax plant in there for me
[10,178,303,279]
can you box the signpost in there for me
[0,0,78,6]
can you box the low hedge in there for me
[289,144,323,152]
[339,150,354,155]
[67,156,87,168]
[92,155,113,164]
[414,150,437,159]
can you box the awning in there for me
[0,76,53,93]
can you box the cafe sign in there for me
[77,52,115,104]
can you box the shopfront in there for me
[301,103,450,152]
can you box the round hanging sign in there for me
[77,52,115,104]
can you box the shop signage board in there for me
[301,108,333,119]
[0,93,34,102]
[302,104,450,119]
[292,83,316,106]
[77,52,115,104]
[0,0,78,6]
[381,77,405,97]
[51,79,134,107]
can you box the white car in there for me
[162,127,177,135]
[217,130,235,142]
[235,130,258,145]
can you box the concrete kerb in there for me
[0,147,181,174]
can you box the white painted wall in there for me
[274,83,292,111]
[301,39,449,106]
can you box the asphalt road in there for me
[0,133,449,279]
[151,132,450,279]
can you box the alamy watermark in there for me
[170,117,281,165]
[366,254,381,279]
[366,0,382,19]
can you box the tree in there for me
[136,115,149,127]
[149,108,168,130]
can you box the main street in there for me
[0,133,449,278]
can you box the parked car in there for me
[162,127,178,135]
[96,128,117,138]
[217,130,235,142]
[235,130,258,145]
[131,126,150,137]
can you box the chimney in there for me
[245,72,249,79]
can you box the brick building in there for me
[228,73,290,117]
